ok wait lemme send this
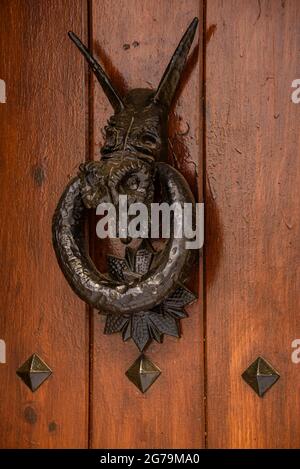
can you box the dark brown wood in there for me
[89,0,204,449]
[205,0,300,448]
[0,0,88,448]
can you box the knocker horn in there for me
[53,19,198,318]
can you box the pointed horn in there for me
[154,17,198,108]
[68,31,124,112]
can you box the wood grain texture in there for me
[0,0,88,448]
[205,0,300,448]
[89,0,204,449]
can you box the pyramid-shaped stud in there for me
[16,353,52,392]
[125,355,161,393]
[242,356,280,397]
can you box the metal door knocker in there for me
[52,18,199,392]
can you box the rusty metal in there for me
[52,19,199,361]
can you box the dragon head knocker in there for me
[78,89,160,216]
[52,18,198,316]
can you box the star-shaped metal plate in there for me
[104,240,196,352]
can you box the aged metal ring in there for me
[52,162,195,315]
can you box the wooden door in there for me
[205,0,300,448]
[0,0,299,449]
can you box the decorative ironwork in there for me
[16,354,52,392]
[52,18,199,382]
[242,356,280,397]
[53,17,198,318]
[126,354,161,393]
[104,240,196,351]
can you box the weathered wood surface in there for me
[0,0,88,448]
[205,0,300,448]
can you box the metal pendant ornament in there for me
[52,18,199,391]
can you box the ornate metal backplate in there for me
[105,240,196,352]
[52,19,199,390]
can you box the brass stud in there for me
[242,356,280,397]
[125,355,161,393]
[16,354,52,392]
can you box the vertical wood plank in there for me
[0,0,88,448]
[90,0,204,448]
[206,0,300,448]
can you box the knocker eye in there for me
[120,174,141,194]
[125,175,139,191]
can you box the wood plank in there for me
[0,0,88,448]
[205,0,300,448]
[90,0,204,448]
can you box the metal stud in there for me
[242,356,280,397]
[16,353,52,392]
[125,355,161,393]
